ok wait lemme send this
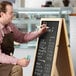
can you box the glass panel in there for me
[12,7,72,48]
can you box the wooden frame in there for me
[32,18,75,76]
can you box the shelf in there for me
[13,7,73,48]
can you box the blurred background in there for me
[1,0,76,76]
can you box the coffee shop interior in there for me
[1,0,76,76]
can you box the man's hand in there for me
[38,24,49,35]
[17,58,30,67]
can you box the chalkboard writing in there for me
[33,21,59,76]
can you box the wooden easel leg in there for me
[53,65,59,76]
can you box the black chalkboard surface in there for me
[32,18,75,76]
[32,19,59,76]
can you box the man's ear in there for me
[0,13,1,17]
[0,12,4,17]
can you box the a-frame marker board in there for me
[32,18,75,76]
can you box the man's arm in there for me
[10,23,47,43]
[0,49,18,64]
[0,49,30,67]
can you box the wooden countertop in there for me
[69,13,76,16]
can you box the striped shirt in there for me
[0,22,40,65]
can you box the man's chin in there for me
[5,22,11,25]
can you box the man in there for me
[0,1,48,76]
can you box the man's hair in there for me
[0,1,12,13]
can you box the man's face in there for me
[2,5,14,24]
